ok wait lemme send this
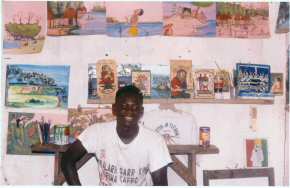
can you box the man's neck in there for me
[116,126,139,144]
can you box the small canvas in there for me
[47,1,106,36]
[163,2,216,37]
[246,139,268,167]
[106,2,163,37]
[6,64,70,109]
[214,69,232,99]
[132,70,151,97]
[88,63,99,100]
[3,1,46,54]
[271,73,284,95]
[117,63,142,88]
[96,59,118,101]
[193,69,215,99]
[275,2,289,33]
[7,112,68,155]
[170,60,192,98]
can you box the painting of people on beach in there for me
[96,59,118,101]
[47,1,106,36]
[276,2,289,33]
[106,2,163,37]
[3,1,46,54]
[170,60,193,98]
[143,64,171,99]
[118,63,142,88]
[246,139,268,167]
[163,2,216,37]
[7,112,68,155]
[132,70,151,97]
[68,106,115,138]
[217,2,270,38]
[88,63,99,102]
[5,64,70,109]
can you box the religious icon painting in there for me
[246,139,268,167]
[117,63,142,89]
[96,59,118,102]
[271,73,284,95]
[3,1,46,54]
[275,2,289,34]
[131,70,151,98]
[193,69,215,99]
[170,60,193,98]
[214,69,232,99]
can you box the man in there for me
[61,85,172,185]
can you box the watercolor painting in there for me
[6,64,70,109]
[106,2,163,37]
[117,63,142,88]
[246,139,268,167]
[163,2,216,37]
[88,63,99,101]
[96,59,118,101]
[217,2,270,38]
[170,60,193,98]
[3,1,46,54]
[132,70,151,97]
[193,69,215,98]
[7,112,68,155]
[271,73,284,95]
[276,2,289,33]
[68,105,115,138]
[47,1,106,36]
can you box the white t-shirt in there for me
[78,121,172,186]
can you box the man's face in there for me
[113,94,144,138]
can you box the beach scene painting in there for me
[6,64,70,109]
[7,112,68,155]
[275,2,289,33]
[217,2,270,38]
[3,1,46,54]
[163,2,216,37]
[118,63,142,88]
[106,2,163,37]
[47,1,106,36]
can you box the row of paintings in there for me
[3,1,272,54]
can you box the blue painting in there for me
[118,63,142,88]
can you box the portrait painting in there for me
[193,69,215,98]
[271,73,283,95]
[246,139,268,167]
[131,70,151,97]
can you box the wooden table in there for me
[31,144,219,185]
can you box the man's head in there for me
[113,85,144,139]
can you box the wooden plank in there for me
[168,145,219,155]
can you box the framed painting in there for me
[193,69,215,99]
[246,139,268,168]
[5,64,70,109]
[117,63,142,88]
[132,70,151,98]
[275,2,289,33]
[88,63,99,101]
[271,73,284,95]
[214,69,232,99]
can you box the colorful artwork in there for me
[6,64,70,109]
[7,112,68,155]
[163,2,216,37]
[236,63,272,98]
[68,106,115,138]
[88,63,99,101]
[118,63,142,88]
[214,69,232,99]
[132,70,151,97]
[143,64,171,99]
[271,73,284,95]
[3,1,46,54]
[276,2,289,33]
[193,69,215,98]
[96,59,118,100]
[246,139,268,167]
[217,2,270,38]
[47,1,106,36]
[106,2,163,37]
[170,60,192,98]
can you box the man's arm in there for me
[151,166,168,186]
[61,139,87,185]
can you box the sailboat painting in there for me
[3,1,46,54]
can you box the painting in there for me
[170,60,193,98]
[214,69,232,99]
[7,112,68,155]
[3,1,46,54]
[216,2,270,38]
[47,1,106,36]
[132,70,151,97]
[276,2,289,33]
[88,63,99,101]
[193,69,215,99]
[5,64,70,109]
[118,63,142,88]
[271,73,284,95]
[246,139,268,167]
[68,105,115,138]
[163,2,216,37]
[96,59,118,101]
[106,2,163,37]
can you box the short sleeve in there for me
[78,124,99,153]
[148,134,172,172]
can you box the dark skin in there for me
[61,93,169,185]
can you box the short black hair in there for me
[115,85,143,104]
